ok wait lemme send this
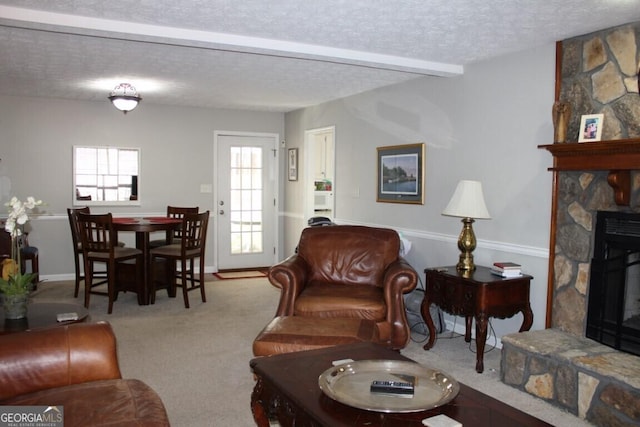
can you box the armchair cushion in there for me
[294,282,385,320]
[269,225,418,349]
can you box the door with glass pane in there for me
[215,133,277,270]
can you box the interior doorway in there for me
[304,126,336,223]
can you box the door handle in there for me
[219,210,224,215]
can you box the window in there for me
[73,146,140,206]
[229,146,263,254]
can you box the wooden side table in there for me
[421,266,533,373]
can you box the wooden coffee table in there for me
[250,342,552,427]
[1,302,89,335]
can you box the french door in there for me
[214,132,278,270]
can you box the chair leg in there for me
[31,253,39,284]
[181,259,190,309]
[199,258,206,303]
[107,262,115,314]
[73,253,82,298]
[84,260,92,309]
[150,255,158,304]
[137,255,144,305]
[20,252,39,289]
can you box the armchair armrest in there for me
[268,254,309,316]
[381,257,419,349]
[0,321,122,401]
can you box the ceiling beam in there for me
[0,5,464,77]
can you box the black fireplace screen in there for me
[587,211,640,357]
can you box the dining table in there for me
[112,216,182,305]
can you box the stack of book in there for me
[490,262,522,278]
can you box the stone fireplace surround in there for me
[500,22,640,427]
[501,166,640,426]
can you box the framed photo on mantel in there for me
[376,143,425,204]
[578,114,604,143]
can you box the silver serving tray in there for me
[318,360,459,413]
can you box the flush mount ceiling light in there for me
[108,83,142,114]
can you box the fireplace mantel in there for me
[539,138,640,205]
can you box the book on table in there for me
[493,261,521,270]
[491,262,522,278]
[490,268,522,278]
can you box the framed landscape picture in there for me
[376,143,425,204]
[578,114,604,142]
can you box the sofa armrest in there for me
[381,257,419,349]
[0,321,122,401]
[268,254,309,316]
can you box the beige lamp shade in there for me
[442,180,491,219]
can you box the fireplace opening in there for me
[587,211,640,357]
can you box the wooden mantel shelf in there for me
[539,138,640,205]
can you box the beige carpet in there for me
[28,279,592,427]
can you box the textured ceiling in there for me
[0,0,639,112]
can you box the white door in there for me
[215,132,278,270]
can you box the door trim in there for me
[213,130,280,272]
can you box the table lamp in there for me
[442,180,491,272]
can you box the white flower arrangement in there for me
[4,196,43,239]
[1,196,43,296]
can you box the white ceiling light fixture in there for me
[108,83,142,114]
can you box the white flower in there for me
[4,196,43,238]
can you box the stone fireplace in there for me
[551,168,640,338]
[501,20,640,426]
[501,162,640,427]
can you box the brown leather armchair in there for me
[268,225,418,349]
[0,322,169,426]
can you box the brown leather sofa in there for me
[268,225,418,349]
[0,321,169,426]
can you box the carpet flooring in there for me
[28,278,592,426]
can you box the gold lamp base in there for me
[456,217,477,272]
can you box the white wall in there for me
[1,42,556,339]
[0,95,284,276]
[283,43,556,340]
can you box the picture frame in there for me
[288,148,298,181]
[376,143,425,204]
[578,114,604,143]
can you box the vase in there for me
[2,293,29,320]
[552,101,571,143]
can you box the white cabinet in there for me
[313,132,334,181]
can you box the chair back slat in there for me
[67,207,90,250]
[181,211,209,254]
[77,212,116,255]
[167,206,199,240]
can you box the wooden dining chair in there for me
[149,211,209,308]
[68,207,94,298]
[68,207,126,298]
[149,206,199,249]
[76,212,143,314]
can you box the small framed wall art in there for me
[578,114,604,143]
[376,143,425,204]
[288,148,298,181]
